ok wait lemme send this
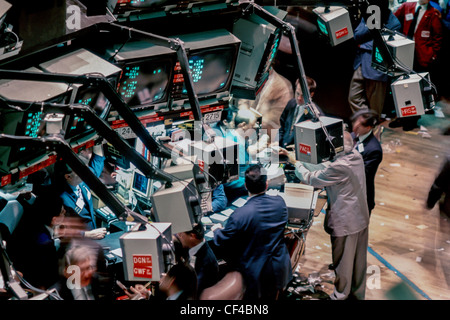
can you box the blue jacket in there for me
[212,184,227,213]
[60,154,105,230]
[353,14,401,81]
[213,193,292,299]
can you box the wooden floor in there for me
[293,99,450,300]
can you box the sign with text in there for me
[133,254,152,279]
[401,106,417,117]
[299,143,311,155]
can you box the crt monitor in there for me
[176,46,237,99]
[170,29,241,107]
[0,68,71,174]
[64,84,112,141]
[131,170,151,199]
[106,41,176,111]
[38,48,122,142]
[116,57,173,110]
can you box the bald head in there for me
[343,131,354,154]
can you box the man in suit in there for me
[175,222,220,296]
[282,131,370,300]
[276,77,324,149]
[57,145,106,240]
[391,0,443,131]
[7,192,66,290]
[213,164,292,300]
[51,243,103,300]
[348,0,401,116]
[351,110,383,216]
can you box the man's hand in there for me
[125,284,150,300]
[279,147,297,165]
[84,228,107,240]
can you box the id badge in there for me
[421,31,430,38]
[405,13,414,21]
[76,197,85,211]
[358,143,365,153]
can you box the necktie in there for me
[407,6,421,39]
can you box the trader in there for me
[281,131,370,300]
[56,144,107,240]
[213,164,292,300]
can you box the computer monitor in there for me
[106,41,176,112]
[170,29,241,108]
[231,8,285,100]
[117,57,173,110]
[0,68,71,174]
[39,48,122,142]
[63,84,112,141]
[131,170,151,199]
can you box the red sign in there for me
[198,159,205,171]
[299,143,311,155]
[133,255,152,279]
[401,106,417,117]
[335,27,349,39]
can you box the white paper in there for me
[110,248,123,258]
[232,197,247,207]
[201,217,213,224]
[210,214,228,222]
[220,208,234,217]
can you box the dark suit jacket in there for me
[194,242,220,295]
[60,154,105,230]
[278,99,324,148]
[50,275,102,301]
[352,132,383,213]
[427,154,450,216]
[213,194,292,300]
[8,220,60,289]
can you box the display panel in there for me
[131,170,151,198]
[117,57,172,109]
[64,85,111,141]
[171,46,237,100]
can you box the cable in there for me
[2,246,63,300]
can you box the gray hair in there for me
[343,131,354,154]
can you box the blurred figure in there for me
[213,164,292,301]
[426,153,450,218]
[351,110,383,216]
[51,243,101,300]
[175,222,219,296]
[391,0,443,131]
[281,131,370,300]
[276,77,324,149]
[221,107,258,203]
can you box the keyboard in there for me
[200,192,212,214]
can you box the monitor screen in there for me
[117,58,173,109]
[172,45,238,100]
[132,170,150,198]
[0,110,52,173]
[64,86,111,141]
[255,28,281,84]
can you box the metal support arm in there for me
[0,133,147,223]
